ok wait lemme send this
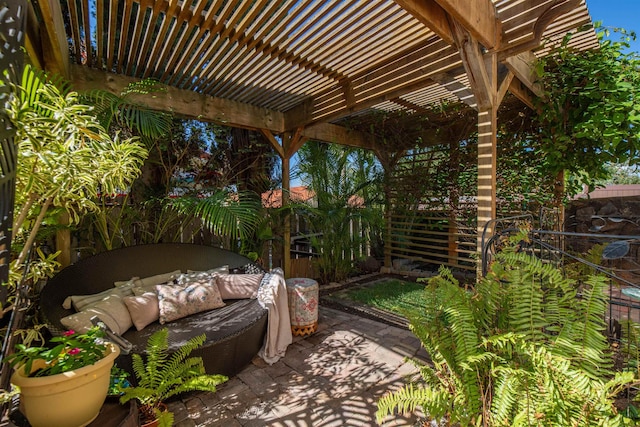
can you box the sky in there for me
[586,0,640,53]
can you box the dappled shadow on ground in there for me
[169,307,428,426]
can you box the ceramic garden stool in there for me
[285,278,319,337]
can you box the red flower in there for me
[68,348,81,355]
[63,330,76,337]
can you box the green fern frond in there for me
[119,328,228,411]
[383,233,637,427]
[376,384,453,425]
[491,366,526,426]
[554,274,612,380]
[163,375,228,401]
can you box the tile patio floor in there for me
[167,306,429,427]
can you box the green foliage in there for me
[170,189,262,243]
[294,141,384,283]
[599,162,640,185]
[535,25,640,195]
[7,65,148,286]
[376,231,637,426]
[118,328,227,426]
[81,79,172,141]
[6,327,108,377]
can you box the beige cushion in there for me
[185,265,229,275]
[175,266,230,285]
[123,292,159,331]
[132,270,181,292]
[216,274,264,300]
[114,277,139,287]
[62,285,134,311]
[61,294,133,335]
[156,280,225,324]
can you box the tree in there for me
[535,25,640,196]
[599,162,640,185]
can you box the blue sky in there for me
[587,0,640,53]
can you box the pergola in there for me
[23,0,598,275]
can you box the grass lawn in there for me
[338,278,428,318]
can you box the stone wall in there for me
[565,196,640,325]
[566,196,640,237]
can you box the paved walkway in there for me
[167,306,429,427]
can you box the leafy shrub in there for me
[377,231,638,426]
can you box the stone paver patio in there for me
[168,306,429,426]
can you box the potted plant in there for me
[117,328,228,427]
[6,327,120,427]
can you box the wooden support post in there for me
[451,20,500,279]
[379,155,394,273]
[476,106,498,263]
[448,141,459,266]
[282,155,291,278]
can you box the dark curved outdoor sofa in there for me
[39,243,268,378]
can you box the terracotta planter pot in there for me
[10,343,120,427]
[139,402,168,427]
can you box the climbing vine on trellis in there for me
[534,25,640,196]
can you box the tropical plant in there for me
[7,66,147,290]
[376,230,638,426]
[118,328,228,427]
[294,141,384,283]
[170,189,262,246]
[81,78,172,142]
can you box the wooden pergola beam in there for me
[508,77,536,110]
[301,123,375,151]
[259,129,284,158]
[434,0,500,49]
[496,0,582,60]
[285,40,461,129]
[451,21,493,111]
[504,51,543,98]
[393,0,454,44]
[70,65,286,133]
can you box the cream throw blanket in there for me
[256,268,293,364]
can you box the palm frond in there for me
[81,78,172,138]
[19,64,71,116]
[170,190,261,241]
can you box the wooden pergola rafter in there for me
[25,0,598,276]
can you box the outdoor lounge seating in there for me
[39,243,268,378]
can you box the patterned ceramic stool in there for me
[286,278,319,337]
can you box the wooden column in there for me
[261,128,307,279]
[450,19,501,279]
[476,106,498,258]
[448,141,459,267]
[282,155,291,278]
